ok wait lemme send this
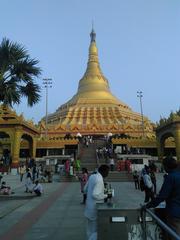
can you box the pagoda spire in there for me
[76,28,110,94]
[90,24,96,42]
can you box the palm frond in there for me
[12,58,41,81]
[20,82,41,106]
[0,37,42,107]
[0,79,21,106]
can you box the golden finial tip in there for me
[90,22,96,42]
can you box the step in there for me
[59,175,79,182]
[59,172,133,182]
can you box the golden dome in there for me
[46,29,154,136]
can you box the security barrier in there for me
[97,204,180,240]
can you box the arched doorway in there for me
[20,134,34,161]
[0,131,12,172]
[156,120,180,160]
[158,133,176,158]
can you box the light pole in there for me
[43,78,52,139]
[137,91,145,137]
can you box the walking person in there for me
[149,166,157,195]
[25,168,33,193]
[32,163,37,183]
[65,159,70,176]
[19,164,26,182]
[144,156,180,238]
[141,165,154,203]
[84,164,111,240]
[133,170,140,190]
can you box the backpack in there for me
[140,177,145,191]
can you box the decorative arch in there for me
[0,106,39,168]
[156,120,180,160]
[21,133,35,159]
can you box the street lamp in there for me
[137,91,145,137]
[43,78,52,139]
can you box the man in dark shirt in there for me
[145,156,180,237]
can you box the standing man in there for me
[84,164,110,240]
[109,157,115,171]
[145,156,180,238]
[133,170,140,190]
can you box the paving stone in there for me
[0,173,164,240]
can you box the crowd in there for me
[132,162,157,199]
[0,142,179,240]
[78,156,180,240]
[0,152,179,239]
[0,156,44,196]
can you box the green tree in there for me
[0,38,41,107]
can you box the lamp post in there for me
[137,91,145,137]
[43,78,52,139]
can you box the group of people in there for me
[96,146,113,162]
[132,157,180,238]
[81,156,180,240]
[60,158,80,177]
[142,156,180,238]
[19,161,45,182]
[0,168,43,197]
[18,158,45,196]
[133,163,157,203]
[24,168,43,196]
[117,159,132,172]
[82,136,93,147]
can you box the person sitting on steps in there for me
[33,180,43,196]
[0,181,14,195]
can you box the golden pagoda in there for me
[43,29,155,137]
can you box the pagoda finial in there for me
[90,22,96,42]
[92,20,94,30]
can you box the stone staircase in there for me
[59,174,79,182]
[59,139,133,182]
[79,140,103,171]
[59,170,133,182]
[106,171,133,182]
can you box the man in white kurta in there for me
[84,165,109,240]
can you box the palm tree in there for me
[0,38,41,107]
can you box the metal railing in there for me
[141,207,180,240]
[97,205,180,240]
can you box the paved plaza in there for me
[0,173,164,240]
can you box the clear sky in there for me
[1,0,180,124]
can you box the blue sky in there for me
[1,0,180,123]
